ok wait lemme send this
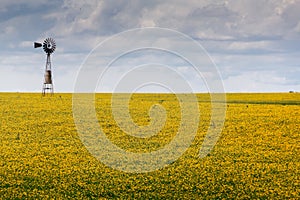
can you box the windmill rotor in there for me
[43,38,56,54]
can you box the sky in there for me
[0,0,299,92]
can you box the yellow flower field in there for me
[0,93,299,199]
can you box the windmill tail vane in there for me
[34,38,56,96]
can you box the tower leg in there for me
[42,83,54,96]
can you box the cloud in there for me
[0,0,300,92]
[223,70,300,92]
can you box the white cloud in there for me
[227,41,274,51]
[0,0,300,92]
[223,70,300,92]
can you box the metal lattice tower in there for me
[43,52,53,95]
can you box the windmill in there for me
[34,38,56,96]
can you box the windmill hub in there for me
[43,38,56,55]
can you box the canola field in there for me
[0,93,299,199]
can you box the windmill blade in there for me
[34,42,42,48]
